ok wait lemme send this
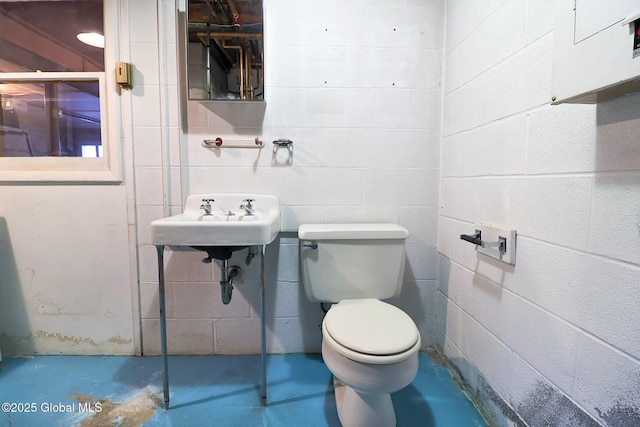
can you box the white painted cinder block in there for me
[452,0,526,90]
[574,334,640,423]
[594,93,640,172]
[405,244,439,282]
[440,0,640,425]
[132,127,163,167]
[131,43,160,86]
[128,1,158,44]
[589,174,640,265]
[443,75,491,135]
[325,206,399,225]
[365,169,439,207]
[392,278,438,346]
[448,116,528,178]
[163,251,214,283]
[142,319,214,355]
[400,206,439,245]
[134,167,164,206]
[170,282,252,319]
[485,35,553,121]
[131,88,162,128]
[525,0,554,43]
[445,0,493,53]
[215,318,260,354]
[504,239,640,359]
[139,282,160,320]
[527,104,597,174]
[128,0,443,357]
[505,176,592,251]
[500,294,579,392]
[462,312,514,402]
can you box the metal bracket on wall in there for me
[460,225,517,265]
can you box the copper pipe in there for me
[195,31,262,39]
[245,47,253,99]
[222,40,244,99]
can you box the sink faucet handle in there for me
[240,199,255,215]
[200,198,214,216]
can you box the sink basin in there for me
[150,193,281,246]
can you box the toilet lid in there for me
[324,299,419,356]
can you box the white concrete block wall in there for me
[133,0,445,356]
[440,0,640,425]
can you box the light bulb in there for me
[76,32,104,48]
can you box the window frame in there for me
[0,0,122,184]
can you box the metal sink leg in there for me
[260,244,267,406]
[155,244,268,408]
[156,245,170,409]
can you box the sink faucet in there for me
[200,198,214,216]
[239,198,255,215]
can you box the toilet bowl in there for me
[321,299,420,427]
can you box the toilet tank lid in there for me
[298,223,409,240]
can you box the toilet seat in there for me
[323,299,420,365]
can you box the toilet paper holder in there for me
[460,225,517,265]
[460,230,506,254]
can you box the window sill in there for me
[0,157,122,184]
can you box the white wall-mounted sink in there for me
[151,193,281,246]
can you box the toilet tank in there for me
[298,223,409,303]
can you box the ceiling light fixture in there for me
[76,32,104,48]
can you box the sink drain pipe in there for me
[220,260,240,305]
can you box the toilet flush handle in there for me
[302,241,318,250]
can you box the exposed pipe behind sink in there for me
[219,259,241,305]
[200,255,241,304]
[196,246,248,305]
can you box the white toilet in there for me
[299,223,421,427]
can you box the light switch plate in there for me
[476,224,517,265]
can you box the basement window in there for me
[0,0,121,183]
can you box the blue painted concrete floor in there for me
[0,352,487,426]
